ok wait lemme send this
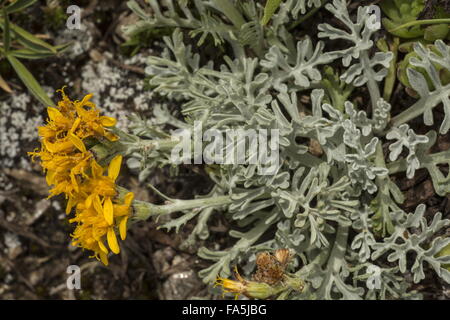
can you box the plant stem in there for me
[90,135,179,163]
[329,225,349,274]
[382,37,399,102]
[389,99,427,129]
[131,194,233,222]
[389,19,450,33]
[133,138,180,152]
[362,51,381,110]
[374,140,388,175]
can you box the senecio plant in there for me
[30,0,450,300]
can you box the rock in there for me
[4,232,22,260]
[29,268,45,286]
[161,270,201,300]
[152,247,175,274]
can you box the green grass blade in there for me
[3,9,10,53]
[9,49,56,59]
[7,55,54,106]
[9,40,72,59]
[9,22,57,53]
[5,0,38,14]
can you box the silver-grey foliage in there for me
[122,0,450,299]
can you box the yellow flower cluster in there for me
[29,88,133,265]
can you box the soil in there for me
[0,0,449,300]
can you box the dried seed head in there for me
[274,248,292,266]
[252,249,292,285]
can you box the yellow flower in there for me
[30,88,120,200]
[215,277,247,300]
[35,88,118,156]
[69,155,134,264]
[82,156,122,225]
[215,267,247,299]
[30,148,92,198]
[71,93,118,141]
[29,88,134,266]
[39,106,76,154]
[215,267,280,300]
[70,203,111,265]
[69,191,134,264]
[114,192,134,241]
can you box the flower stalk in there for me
[130,194,233,222]
[90,124,180,163]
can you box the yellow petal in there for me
[79,93,93,107]
[94,195,103,216]
[43,139,73,153]
[99,116,117,127]
[92,124,105,136]
[66,196,76,214]
[56,86,67,97]
[99,251,109,265]
[98,239,108,254]
[70,118,81,133]
[45,170,56,185]
[38,126,55,139]
[68,132,86,152]
[105,131,119,141]
[70,173,79,193]
[47,107,63,121]
[90,159,104,178]
[108,155,122,181]
[107,228,120,254]
[85,194,94,208]
[119,216,128,240]
[103,197,114,225]
[124,192,135,206]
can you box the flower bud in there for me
[215,277,282,300]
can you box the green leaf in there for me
[9,49,56,59]
[6,55,54,106]
[3,9,10,53]
[424,24,449,42]
[5,0,37,14]
[436,242,450,271]
[10,41,72,59]
[9,22,57,53]
[382,17,424,39]
[380,0,427,39]
[261,0,282,26]
[53,41,73,53]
